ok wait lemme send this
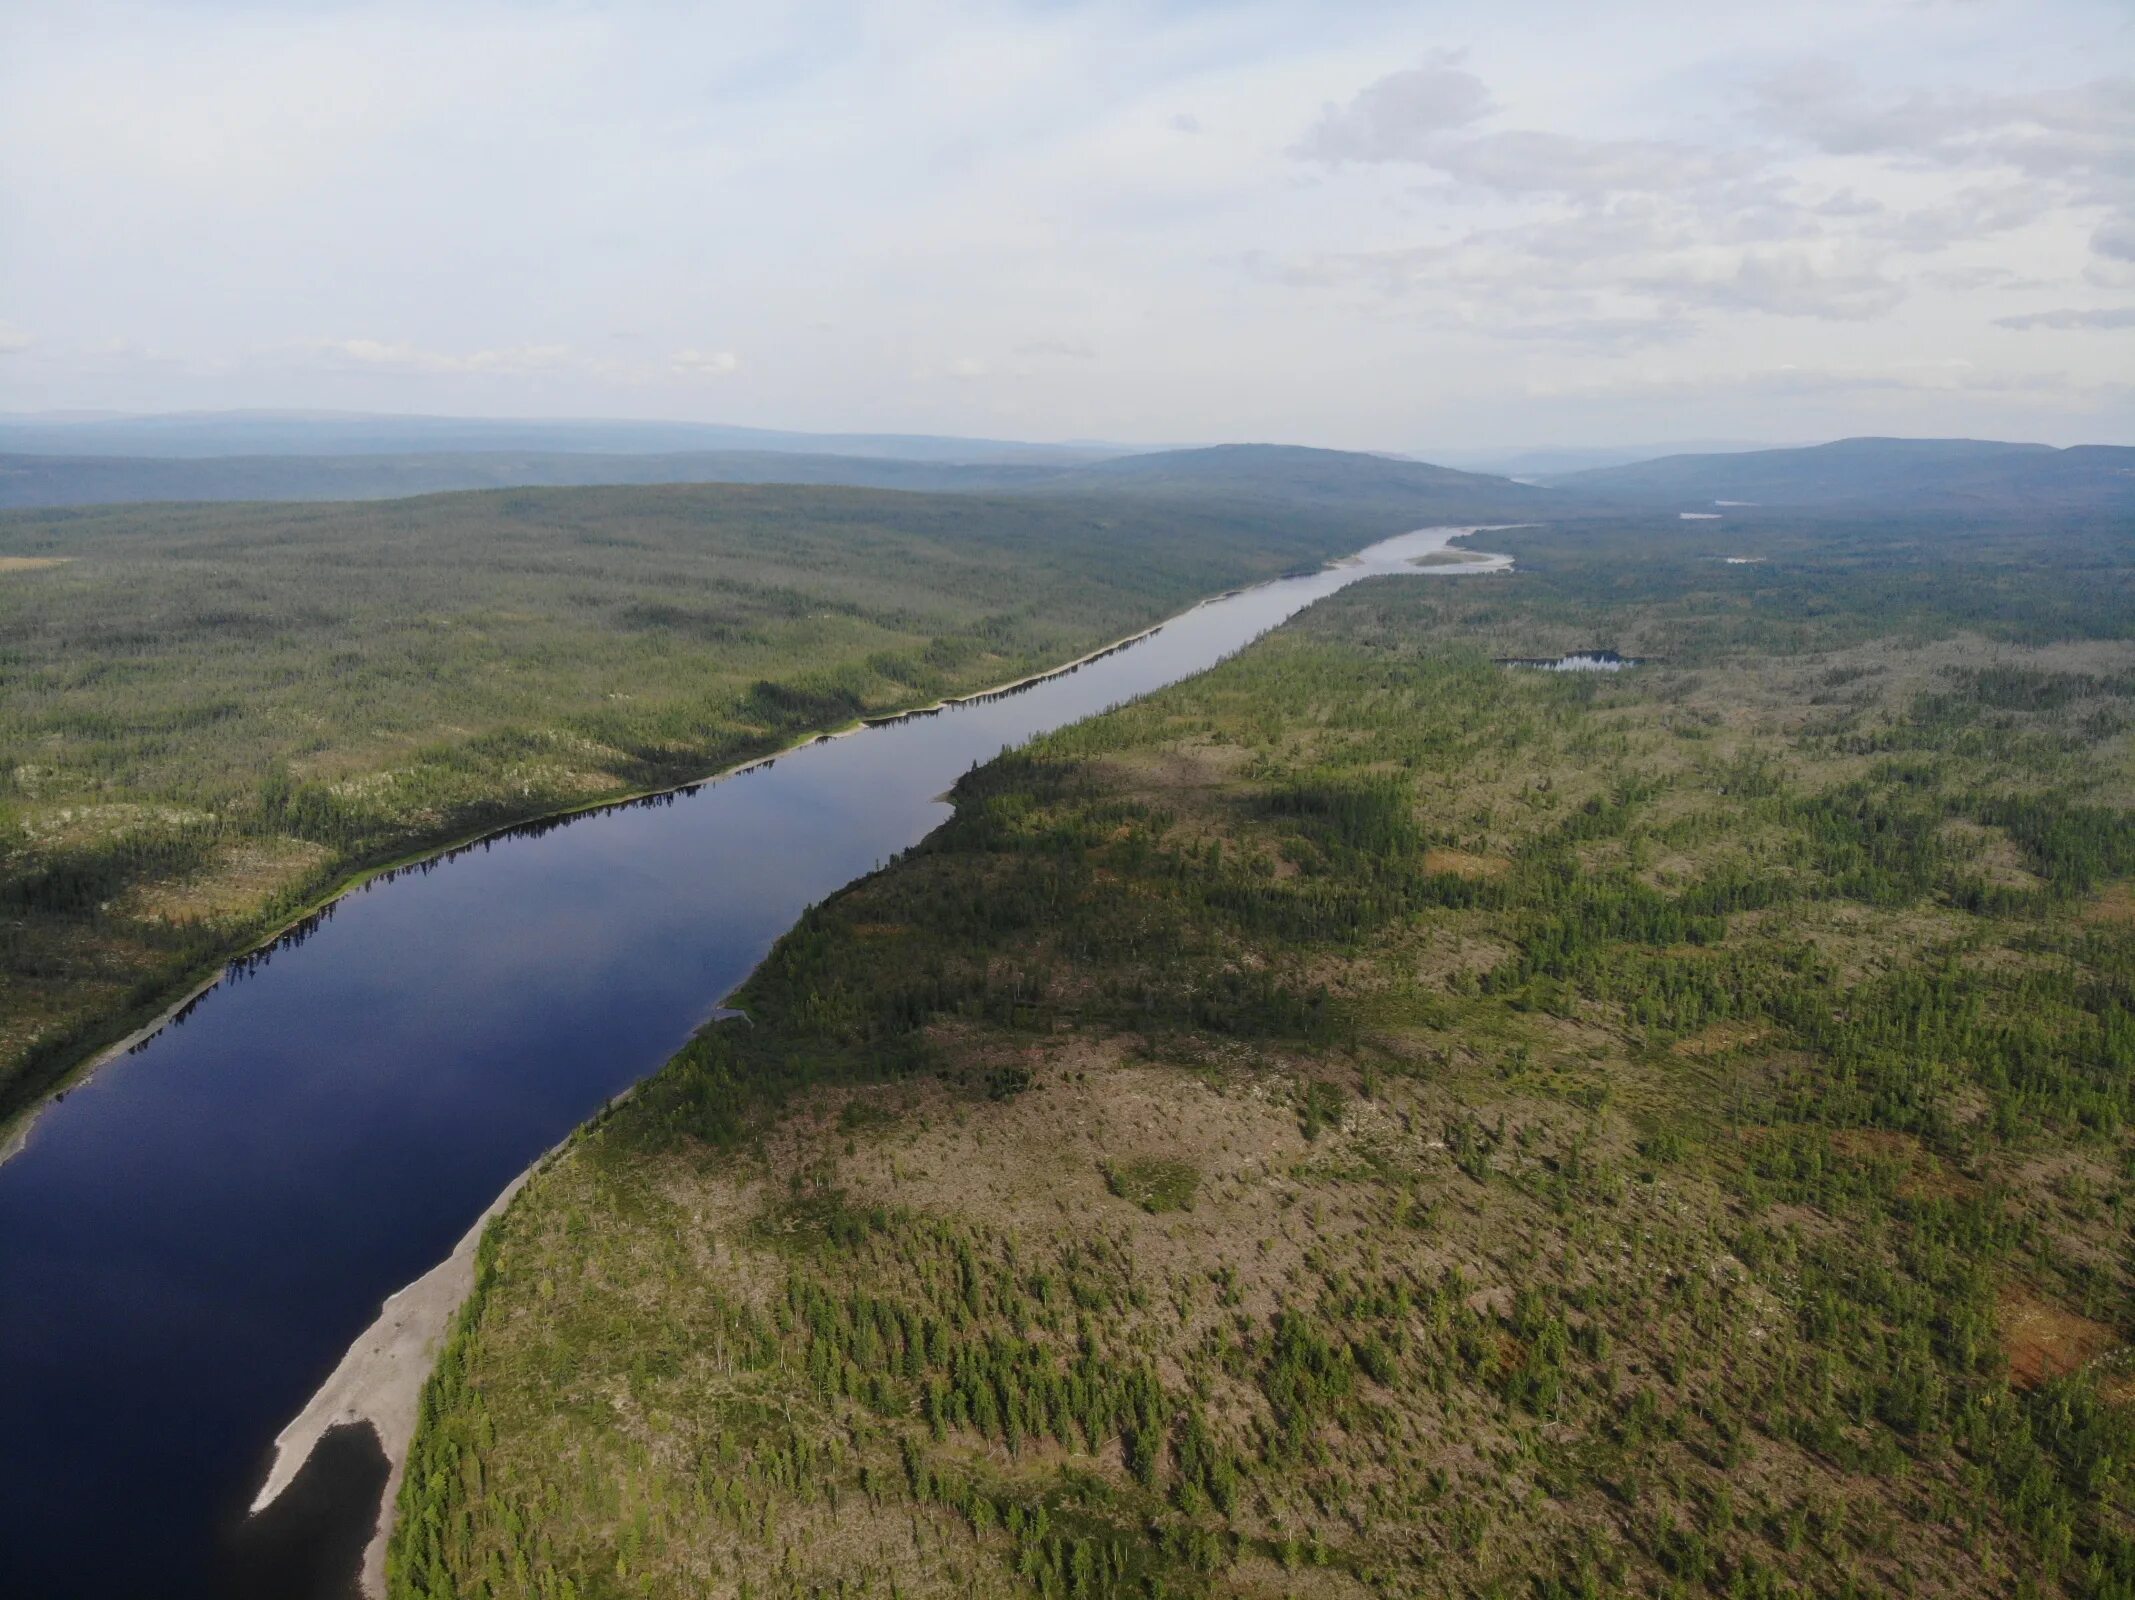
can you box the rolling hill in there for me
[1045,441,1555,518]
[0,449,1054,509]
[0,440,1560,522]
[1550,435,2135,512]
[1427,439,1781,478]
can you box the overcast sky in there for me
[2,0,2130,451]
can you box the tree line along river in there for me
[0,526,1511,1599]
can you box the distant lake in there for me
[1497,650,1645,672]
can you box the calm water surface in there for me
[0,527,1506,1598]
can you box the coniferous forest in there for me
[0,481,1396,1128]
[387,510,2135,1598]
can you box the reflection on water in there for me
[0,526,1509,1599]
[223,1423,385,1600]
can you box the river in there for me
[0,526,1510,1598]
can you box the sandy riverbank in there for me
[247,1154,543,1596]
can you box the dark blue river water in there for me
[0,528,1507,1598]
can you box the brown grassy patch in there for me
[120,837,335,924]
[0,555,69,573]
[1999,1285,2122,1389]
[1827,1129,1922,1160]
[1097,742,1253,797]
[2084,882,2135,926]
[1103,1155,1199,1213]
[1671,1020,1772,1059]
[1827,1128,1975,1201]
[1423,847,1512,880]
[1941,820,2046,891]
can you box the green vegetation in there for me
[390,510,2135,1597]
[1552,437,2135,514]
[0,480,1396,1127]
[1104,1157,1200,1214]
[0,446,1068,509]
[0,439,1554,514]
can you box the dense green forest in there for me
[391,509,2135,1598]
[0,481,1398,1128]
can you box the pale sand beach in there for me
[248,1160,540,1596]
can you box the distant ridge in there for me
[1549,436,2135,511]
[0,440,1556,520]
[0,449,1056,509]
[1429,441,1782,478]
[1034,442,1553,518]
[0,409,1130,466]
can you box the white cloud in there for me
[1425,131,1757,198]
[1748,61,2135,265]
[1749,60,2135,178]
[1277,204,1905,334]
[1872,183,2053,252]
[1996,306,2135,330]
[1017,339,1097,360]
[320,339,572,375]
[1527,359,2128,409]
[1,1,2128,447]
[1291,58,1495,164]
[1264,28,2135,392]
[670,348,741,377]
[1478,314,1697,350]
[1635,250,1904,321]
[2096,218,2135,262]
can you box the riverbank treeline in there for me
[0,481,1398,1127]
[393,510,2135,1596]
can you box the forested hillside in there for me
[0,482,1399,1130]
[0,448,1059,508]
[1035,445,1553,520]
[0,441,1555,515]
[1551,437,2135,514]
[395,511,2135,1598]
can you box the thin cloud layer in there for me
[322,339,574,376]
[671,349,742,377]
[1,0,2127,448]
[1997,307,2135,331]
[1290,58,1495,163]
